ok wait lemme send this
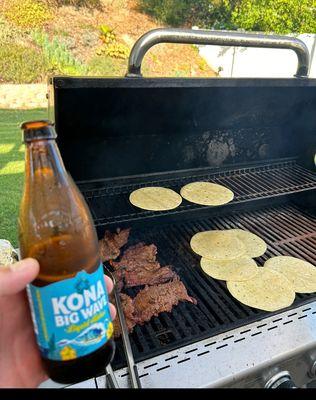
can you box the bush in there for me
[97,25,130,60]
[44,0,102,8]
[0,15,26,45]
[0,43,47,83]
[205,0,236,30]
[138,0,211,27]
[104,42,129,59]
[99,25,116,45]
[231,0,316,34]
[31,30,86,75]
[87,55,126,76]
[138,0,316,34]
[2,0,52,29]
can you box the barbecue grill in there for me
[43,29,316,388]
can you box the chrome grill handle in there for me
[126,28,310,78]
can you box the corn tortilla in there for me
[264,256,316,293]
[129,187,182,211]
[180,181,234,206]
[200,257,259,281]
[227,269,295,311]
[227,229,267,258]
[190,230,246,260]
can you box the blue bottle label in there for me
[27,263,113,361]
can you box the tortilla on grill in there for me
[264,256,316,293]
[227,269,295,311]
[226,229,267,258]
[190,230,246,260]
[200,257,259,281]
[129,187,182,211]
[180,181,234,206]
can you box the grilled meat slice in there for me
[99,228,130,262]
[112,243,176,288]
[133,277,197,323]
[112,243,159,271]
[113,293,138,338]
[112,279,197,338]
[124,265,177,288]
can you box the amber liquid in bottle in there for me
[19,121,114,384]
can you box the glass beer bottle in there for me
[19,120,115,384]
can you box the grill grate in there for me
[110,202,316,370]
[81,159,316,226]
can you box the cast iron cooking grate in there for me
[110,203,316,370]
[81,159,316,227]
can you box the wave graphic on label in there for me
[57,323,106,347]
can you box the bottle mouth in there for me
[20,120,53,130]
[21,120,57,143]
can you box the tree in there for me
[230,0,316,34]
[138,0,316,34]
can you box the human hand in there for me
[0,258,116,388]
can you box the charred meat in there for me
[107,237,197,338]
[113,277,197,337]
[133,277,197,322]
[124,265,176,288]
[113,293,138,338]
[112,243,176,288]
[99,228,130,262]
[112,243,159,271]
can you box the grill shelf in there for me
[81,159,316,227]
[108,202,316,371]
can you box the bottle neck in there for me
[25,139,68,184]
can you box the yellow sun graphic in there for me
[60,346,77,361]
[106,322,113,339]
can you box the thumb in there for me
[0,258,39,296]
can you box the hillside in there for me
[0,0,216,81]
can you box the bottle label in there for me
[27,263,113,361]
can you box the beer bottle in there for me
[19,120,115,384]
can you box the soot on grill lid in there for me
[52,77,316,183]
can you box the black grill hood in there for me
[51,77,316,184]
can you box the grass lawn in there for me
[0,108,47,247]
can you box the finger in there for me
[109,302,117,321]
[104,275,114,294]
[0,258,39,296]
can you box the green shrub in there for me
[231,0,316,34]
[102,42,129,60]
[138,0,211,27]
[87,55,126,76]
[0,15,26,45]
[44,0,101,8]
[31,30,86,75]
[0,43,47,83]
[97,25,129,60]
[138,0,316,34]
[204,0,236,30]
[99,25,116,44]
[2,0,52,28]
